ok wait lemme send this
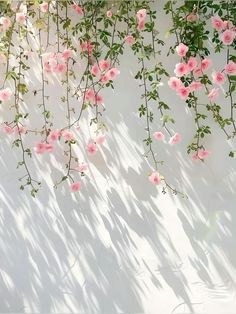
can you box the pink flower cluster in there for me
[0,17,11,32]
[80,41,93,57]
[1,124,26,135]
[211,16,236,45]
[42,50,71,73]
[136,9,146,31]
[90,59,120,88]
[153,131,181,145]
[191,149,210,161]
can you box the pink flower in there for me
[191,153,199,161]
[94,94,103,105]
[96,134,105,145]
[125,35,135,45]
[99,59,110,71]
[15,126,26,134]
[148,172,161,185]
[62,130,74,141]
[177,86,190,99]
[200,58,212,71]
[70,182,81,192]
[85,89,95,102]
[187,14,198,22]
[223,20,233,29]
[0,17,11,30]
[153,131,165,141]
[91,64,99,76]
[106,10,112,18]
[211,71,226,85]
[207,88,219,102]
[39,2,48,13]
[220,29,236,45]
[211,16,225,31]
[189,81,202,92]
[55,63,66,73]
[100,74,109,84]
[80,41,92,56]
[168,77,182,90]
[137,20,145,31]
[0,88,11,102]
[107,67,120,80]
[187,57,197,71]
[198,149,209,159]
[62,49,72,59]
[70,3,83,15]
[176,43,189,57]
[87,142,97,155]
[136,9,146,21]
[174,62,189,77]
[77,162,88,172]
[48,130,61,142]
[1,124,14,134]
[169,133,181,145]
[34,143,46,154]
[224,61,236,75]
[16,12,25,24]
[193,67,202,77]
[45,143,54,152]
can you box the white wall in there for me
[0,3,236,313]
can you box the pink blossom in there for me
[0,88,11,102]
[100,74,109,84]
[169,133,181,145]
[177,86,190,99]
[91,64,100,76]
[1,124,14,134]
[220,29,236,45]
[137,20,145,31]
[77,162,88,172]
[137,9,146,21]
[62,130,74,141]
[94,94,103,105]
[62,49,72,59]
[55,63,66,73]
[80,41,92,56]
[96,134,105,145]
[107,67,120,80]
[207,88,219,102]
[16,12,25,24]
[224,61,236,75]
[70,182,81,192]
[198,149,209,159]
[176,43,189,57]
[85,89,95,102]
[99,59,110,71]
[15,126,26,134]
[168,77,182,90]
[187,14,198,22]
[200,58,212,71]
[174,62,189,77]
[211,16,225,31]
[189,81,202,92]
[106,10,112,18]
[48,130,61,142]
[153,131,165,141]
[39,2,49,13]
[0,17,11,30]
[125,35,135,45]
[211,71,226,85]
[70,3,83,15]
[193,67,202,77]
[187,57,197,71]
[223,20,233,29]
[45,143,54,152]
[34,143,46,154]
[148,172,161,185]
[191,153,199,161]
[87,142,97,155]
